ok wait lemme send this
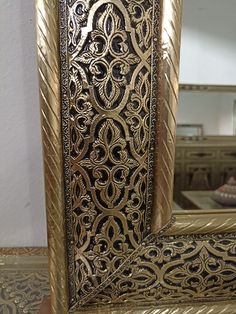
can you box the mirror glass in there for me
[174,0,236,211]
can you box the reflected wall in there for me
[174,0,236,212]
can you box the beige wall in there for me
[0,1,47,247]
[178,91,236,135]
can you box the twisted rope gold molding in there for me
[166,210,236,236]
[151,0,182,233]
[36,1,69,313]
[76,301,236,314]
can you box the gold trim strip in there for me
[152,0,183,233]
[0,247,47,256]
[36,1,69,313]
[75,301,236,314]
[165,210,236,236]
[180,84,236,92]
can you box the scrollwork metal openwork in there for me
[37,0,236,312]
[87,234,236,306]
[61,0,157,305]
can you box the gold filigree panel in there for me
[87,233,236,306]
[0,254,49,314]
[59,0,160,306]
[36,0,236,313]
[0,270,49,314]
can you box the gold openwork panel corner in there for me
[37,0,236,313]
[56,0,166,308]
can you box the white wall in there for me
[0,1,47,247]
[178,0,236,134]
[178,91,236,135]
[180,0,236,85]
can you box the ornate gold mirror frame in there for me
[36,0,236,313]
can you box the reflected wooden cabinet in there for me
[174,137,236,208]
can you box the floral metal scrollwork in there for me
[38,0,236,312]
[62,0,156,305]
[88,234,236,306]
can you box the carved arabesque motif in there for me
[64,0,156,305]
[37,0,236,312]
[87,234,236,306]
[0,270,50,313]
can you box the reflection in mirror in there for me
[178,88,236,137]
[173,0,236,211]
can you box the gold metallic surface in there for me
[167,210,236,236]
[152,0,182,233]
[36,0,69,313]
[75,301,236,314]
[180,84,236,92]
[85,232,236,307]
[0,254,49,314]
[61,0,161,307]
[1,253,236,314]
[36,0,236,313]
[0,247,47,256]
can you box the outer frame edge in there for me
[35,0,69,313]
